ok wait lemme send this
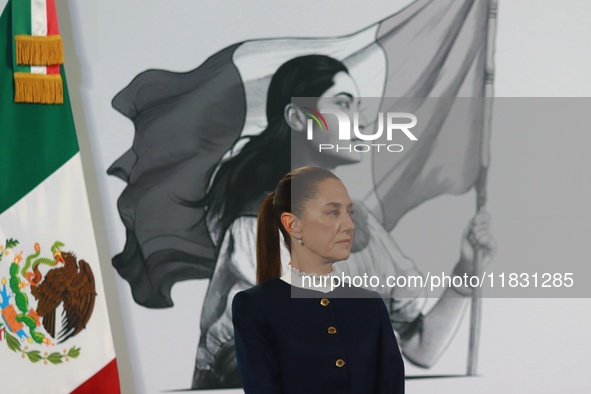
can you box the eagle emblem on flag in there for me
[0,239,96,365]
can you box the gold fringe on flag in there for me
[14,72,64,104]
[15,35,64,66]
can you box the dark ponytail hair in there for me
[256,166,340,284]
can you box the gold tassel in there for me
[15,35,64,66]
[14,72,64,104]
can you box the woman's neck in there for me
[289,260,334,276]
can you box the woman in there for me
[192,54,494,388]
[233,166,405,393]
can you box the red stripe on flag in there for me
[46,0,60,35]
[46,64,60,74]
[70,359,121,394]
[46,0,60,74]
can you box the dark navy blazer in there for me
[232,278,405,393]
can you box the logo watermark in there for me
[301,102,418,153]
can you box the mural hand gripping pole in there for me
[467,0,499,377]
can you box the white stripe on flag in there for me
[31,0,47,36]
[30,65,47,74]
[0,154,117,393]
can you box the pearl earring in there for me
[298,238,303,246]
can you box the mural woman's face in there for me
[308,71,365,164]
[298,178,355,264]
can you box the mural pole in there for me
[467,0,498,376]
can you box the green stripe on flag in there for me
[0,2,79,214]
[11,0,30,73]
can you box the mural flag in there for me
[0,1,120,392]
[370,0,492,231]
[109,0,492,308]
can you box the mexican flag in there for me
[0,1,120,393]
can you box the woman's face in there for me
[307,71,364,164]
[298,178,355,263]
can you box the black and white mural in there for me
[108,0,495,389]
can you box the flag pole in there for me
[467,0,498,376]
